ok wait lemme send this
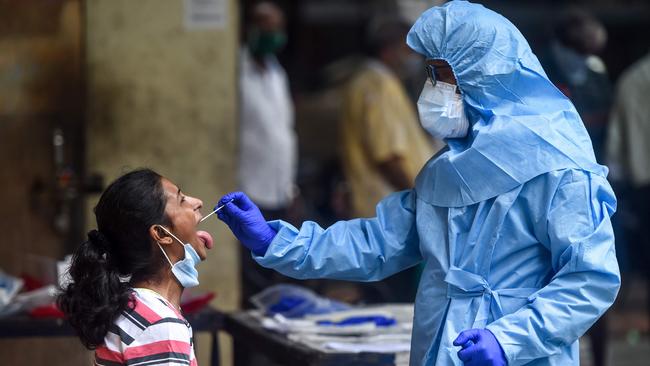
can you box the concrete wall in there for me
[84,1,240,365]
[0,1,93,364]
[0,0,82,277]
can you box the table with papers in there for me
[225,304,414,366]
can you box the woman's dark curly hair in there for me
[57,168,171,349]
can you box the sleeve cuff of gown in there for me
[252,219,301,268]
[485,325,522,366]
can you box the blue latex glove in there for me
[217,192,277,256]
[454,329,507,366]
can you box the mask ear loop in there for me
[156,225,184,267]
[158,225,184,245]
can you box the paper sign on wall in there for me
[185,0,227,30]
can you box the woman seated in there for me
[58,168,214,366]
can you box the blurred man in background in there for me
[236,4,299,365]
[238,1,298,307]
[339,17,441,219]
[337,18,442,303]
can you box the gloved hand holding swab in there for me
[200,199,234,223]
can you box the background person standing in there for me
[338,17,442,303]
[238,1,298,306]
[339,17,441,219]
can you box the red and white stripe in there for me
[95,288,196,366]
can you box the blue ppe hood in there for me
[407,0,607,207]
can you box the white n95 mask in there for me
[417,79,469,139]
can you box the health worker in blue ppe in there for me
[217,1,620,365]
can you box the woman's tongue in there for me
[196,231,214,249]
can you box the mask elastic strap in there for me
[156,225,184,268]
[158,225,184,245]
[157,243,174,268]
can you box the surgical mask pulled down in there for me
[156,226,201,288]
[417,79,469,139]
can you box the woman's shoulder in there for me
[96,289,193,363]
[122,290,194,362]
[110,289,189,343]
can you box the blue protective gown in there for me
[254,1,620,365]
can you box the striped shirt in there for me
[95,288,197,366]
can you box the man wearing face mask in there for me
[237,1,298,307]
[218,2,620,365]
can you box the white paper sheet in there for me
[184,0,227,30]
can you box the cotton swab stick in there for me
[199,199,234,223]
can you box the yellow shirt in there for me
[340,61,441,217]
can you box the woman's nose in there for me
[192,197,203,210]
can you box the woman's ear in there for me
[150,225,173,245]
